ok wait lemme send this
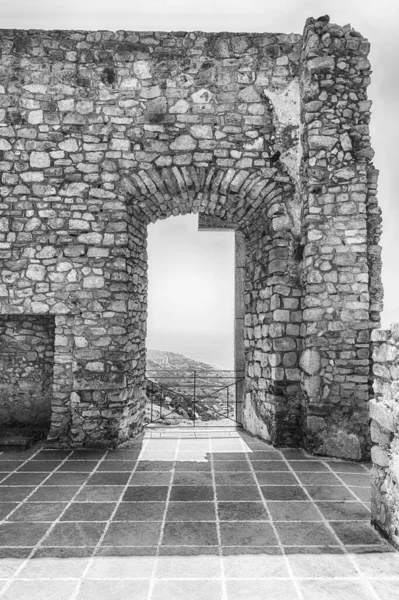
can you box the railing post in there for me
[227,386,229,420]
[235,379,238,423]
[193,370,196,427]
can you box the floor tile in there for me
[32,451,71,461]
[306,486,355,501]
[128,472,172,486]
[287,549,358,577]
[172,472,213,486]
[260,486,308,501]
[330,521,385,545]
[44,472,88,486]
[0,504,18,520]
[166,501,215,522]
[248,451,283,461]
[0,558,25,578]
[214,472,255,486]
[97,461,137,472]
[17,556,90,579]
[339,473,371,486]
[351,550,399,577]
[0,461,27,471]
[288,461,329,472]
[351,487,371,502]
[123,486,169,502]
[0,523,49,546]
[0,488,35,502]
[88,472,131,486]
[250,461,289,472]
[169,486,214,501]
[58,461,98,472]
[42,522,106,547]
[87,555,156,578]
[225,579,298,600]
[136,461,175,471]
[296,472,341,485]
[213,461,251,472]
[254,472,298,485]
[61,502,116,521]
[298,578,376,600]
[151,580,222,600]
[162,522,218,546]
[2,473,49,486]
[76,579,150,600]
[281,449,312,460]
[28,486,78,502]
[220,521,278,546]
[114,502,166,521]
[159,545,219,556]
[97,546,156,557]
[316,501,370,521]
[102,522,161,546]
[68,451,106,460]
[370,579,399,600]
[267,501,322,522]
[174,462,211,471]
[218,502,269,521]
[223,552,289,578]
[19,461,60,472]
[1,580,77,600]
[274,522,338,546]
[6,503,67,523]
[327,461,369,473]
[155,554,221,578]
[216,486,261,501]
[75,486,124,502]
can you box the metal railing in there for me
[145,369,244,427]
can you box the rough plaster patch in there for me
[263,80,301,183]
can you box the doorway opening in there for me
[145,214,241,427]
[0,315,55,448]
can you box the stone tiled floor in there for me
[0,427,398,599]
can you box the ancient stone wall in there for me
[0,315,54,424]
[0,17,382,454]
[370,327,399,549]
[298,17,382,459]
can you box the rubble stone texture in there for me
[370,327,399,549]
[0,16,383,458]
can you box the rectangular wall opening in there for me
[0,315,55,447]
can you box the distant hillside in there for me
[146,348,218,373]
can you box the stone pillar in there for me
[370,326,399,549]
[299,16,382,459]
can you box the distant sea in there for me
[146,331,234,370]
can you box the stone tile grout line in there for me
[0,446,49,524]
[278,449,385,600]
[238,437,305,600]
[209,435,228,600]
[68,438,150,600]
[146,434,181,600]
[321,459,372,511]
[0,447,105,598]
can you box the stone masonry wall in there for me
[0,315,54,425]
[299,17,382,459]
[370,327,399,549]
[0,17,382,453]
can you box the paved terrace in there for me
[0,428,398,600]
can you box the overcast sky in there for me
[2,0,398,333]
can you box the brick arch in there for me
[119,164,295,233]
